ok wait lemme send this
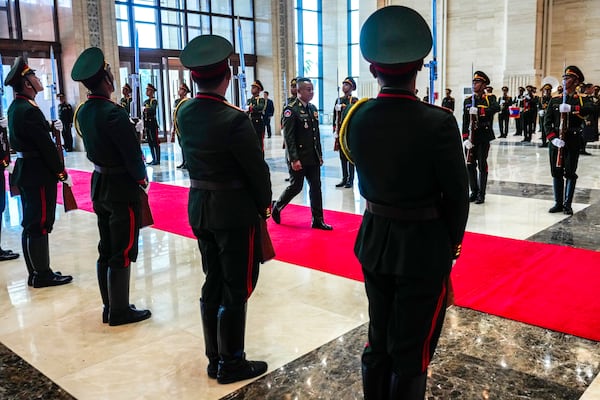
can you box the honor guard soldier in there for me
[5,56,73,287]
[71,47,151,326]
[247,80,266,148]
[333,76,358,188]
[441,88,455,111]
[544,66,593,215]
[498,86,512,138]
[177,34,271,384]
[143,83,160,165]
[120,83,132,115]
[272,76,333,230]
[339,6,469,399]
[57,93,74,151]
[513,86,526,135]
[539,83,553,147]
[462,70,500,204]
[173,82,191,168]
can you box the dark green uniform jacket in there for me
[461,94,500,144]
[345,88,469,278]
[282,99,322,166]
[8,95,65,186]
[75,95,147,202]
[177,93,271,229]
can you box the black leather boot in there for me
[216,304,267,384]
[389,372,427,400]
[475,172,487,204]
[200,299,219,379]
[344,166,355,188]
[467,166,479,202]
[271,200,281,224]
[362,362,391,400]
[548,177,564,213]
[146,144,156,165]
[30,235,72,288]
[98,263,111,323]
[22,233,34,286]
[335,179,347,188]
[107,267,151,326]
[153,145,161,165]
[563,179,577,215]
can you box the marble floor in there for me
[1,125,600,400]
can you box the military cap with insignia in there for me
[147,83,157,92]
[71,47,109,87]
[180,34,233,80]
[4,56,35,87]
[251,80,264,91]
[501,86,508,91]
[360,6,432,75]
[542,83,552,91]
[123,83,132,91]
[472,71,490,85]
[290,78,297,87]
[563,65,584,83]
[343,76,356,90]
[57,93,65,98]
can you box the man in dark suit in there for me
[339,6,469,398]
[272,77,333,230]
[5,56,73,287]
[263,91,274,138]
[72,47,151,326]
[177,34,272,384]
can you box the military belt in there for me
[16,151,40,158]
[94,164,127,174]
[190,179,245,190]
[366,201,440,221]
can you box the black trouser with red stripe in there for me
[361,270,448,397]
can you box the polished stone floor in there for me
[1,123,600,400]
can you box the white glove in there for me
[559,103,571,113]
[135,119,144,133]
[551,138,565,148]
[499,99,505,106]
[334,104,342,112]
[7,163,14,174]
[538,110,545,117]
[0,118,7,129]
[469,106,478,115]
[63,175,73,187]
[53,119,63,132]
[141,181,151,194]
[463,139,473,149]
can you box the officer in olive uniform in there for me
[462,70,500,204]
[247,80,266,147]
[333,76,358,188]
[177,34,271,384]
[272,77,333,231]
[120,83,132,115]
[57,93,74,151]
[544,66,594,215]
[339,6,469,399]
[5,56,73,288]
[498,86,512,138]
[441,88,455,111]
[71,47,151,326]
[143,83,160,165]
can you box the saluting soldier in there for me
[5,56,73,287]
[177,34,271,384]
[272,77,333,230]
[462,70,500,204]
[544,66,593,215]
[57,93,74,151]
[247,80,266,148]
[332,76,358,188]
[71,47,150,326]
[498,86,512,138]
[339,6,469,398]
[143,83,160,165]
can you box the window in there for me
[347,0,359,78]
[295,0,323,115]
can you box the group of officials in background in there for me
[0,4,596,400]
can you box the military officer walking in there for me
[339,6,469,399]
[177,34,272,384]
[71,47,151,326]
[5,56,73,287]
[272,77,333,230]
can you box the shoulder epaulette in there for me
[338,97,370,163]
[73,103,85,139]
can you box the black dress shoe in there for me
[176,163,186,169]
[271,201,281,224]
[152,161,160,165]
[108,306,151,326]
[217,359,267,384]
[475,195,485,204]
[563,206,573,215]
[0,249,19,261]
[469,193,477,202]
[335,180,346,188]
[311,220,333,230]
[548,204,564,213]
[32,271,73,288]
[102,304,137,323]
[344,182,353,188]
[284,177,290,182]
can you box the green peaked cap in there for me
[4,56,34,87]
[71,47,106,82]
[180,34,233,70]
[360,6,432,67]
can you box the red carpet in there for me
[59,170,600,341]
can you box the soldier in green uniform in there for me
[143,83,160,165]
[441,88,455,111]
[5,56,73,288]
[272,77,333,230]
[339,6,469,399]
[57,93,74,151]
[173,82,190,169]
[71,47,151,326]
[120,83,132,115]
[462,70,500,204]
[544,66,593,215]
[247,80,266,147]
[333,76,358,188]
[538,83,553,147]
[177,34,271,384]
[498,86,512,138]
